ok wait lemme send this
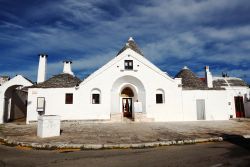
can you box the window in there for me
[92,94,100,104]
[156,89,165,104]
[91,88,101,104]
[156,94,163,104]
[65,93,73,104]
[124,60,133,70]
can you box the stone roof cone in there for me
[175,66,207,90]
[117,37,144,56]
[30,74,81,88]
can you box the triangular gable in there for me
[80,44,175,86]
[0,75,33,93]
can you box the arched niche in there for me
[121,87,134,97]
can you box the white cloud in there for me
[0,0,250,82]
[200,26,250,41]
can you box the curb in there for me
[0,136,223,150]
[0,135,249,150]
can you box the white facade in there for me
[182,90,229,121]
[218,85,250,118]
[27,48,184,122]
[25,38,250,123]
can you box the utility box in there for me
[133,102,142,119]
[37,115,61,138]
[134,102,142,113]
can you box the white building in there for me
[0,75,33,124]
[6,37,250,124]
[213,76,250,118]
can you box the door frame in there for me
[196,99,206,120]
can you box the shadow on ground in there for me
[222,134,250,151]
[206,133,250,166]
[207,132,250,151]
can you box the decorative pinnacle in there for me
[128,37,134,41]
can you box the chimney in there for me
[37,54,47,83]
[205,66,213,88]
[63,61,74,75]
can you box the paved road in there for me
[0,140,250,167]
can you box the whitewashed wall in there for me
[77,49,183,122]
[27,87,111,123]
[182,90,229,121]
[27,48,250,123]
[27,49,183,122]
[223,87,250,118]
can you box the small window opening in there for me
[92,94,100,104]
[65,93,73,104]
[156,94,163,104]
[124,60,133,70]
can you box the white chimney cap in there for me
[63,60,72,64]
[38,53,48,58]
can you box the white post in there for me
[205,66,213,88]
[7,98,11,121]
[0,96,4,124]
[37,54,47,83]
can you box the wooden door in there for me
[234,96,245,118]
[196,99,205,120]
[122,98,132,118]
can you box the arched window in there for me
[156,89,165,104]
[91,89,101,104]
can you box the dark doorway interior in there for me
[234,96,245,118]
[3,86,28,122]
[122,98,132,118]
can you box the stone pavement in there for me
[0,120,250,149]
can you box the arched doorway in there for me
[3,85,28,122]
[0,75,32,124]
[111,75,146,121]
[121,87,134,118]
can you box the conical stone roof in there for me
[117,37,144,56]
[30,73,82,88]
[175,66,208,90]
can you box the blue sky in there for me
[0,0,250,83]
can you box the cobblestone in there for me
[0,120,250,149]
